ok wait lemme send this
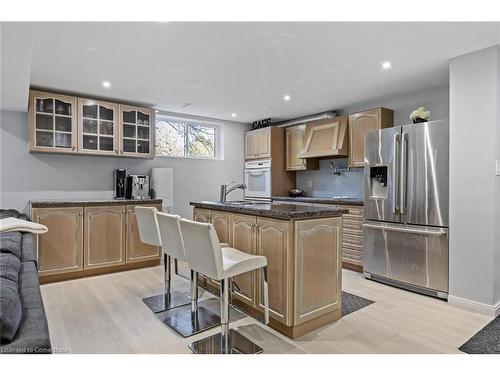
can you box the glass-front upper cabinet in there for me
[118,105,154,158]
[77,98,118,155]
[29,91,77,153]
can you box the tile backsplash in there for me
[296,158,364,198]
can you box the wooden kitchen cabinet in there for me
[298,116,349,159]
[244,127,271,160]
[28,90,78,154]
[119,105,155,159]
[32,207,83,276]
[210,210,231,244]
[255,217,293,325]
[78,98,119,156]
[84,206,126,269]
[348,107,393,167]
[193,208,211,223]
[294,217,342,325]
[229,214,257,306]
[126,204,162,263]
[337,204,364,271]
[285,125,319,171]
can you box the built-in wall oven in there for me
[244,159,271,200]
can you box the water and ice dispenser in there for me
[369,166,388,198]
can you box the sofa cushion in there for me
[0,253,22,343]
[20,234,37,266]
[0,209,22,220]
[0,232,23,259]
[18,262,44,309]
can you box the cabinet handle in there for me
[72,146,76,151]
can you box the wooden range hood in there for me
[297,115,349,159]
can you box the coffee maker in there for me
[114,169,127,199]
[126,175,150,199]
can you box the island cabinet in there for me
[348,107,393,167]
[193,207,342,338]
[31,200,162,283]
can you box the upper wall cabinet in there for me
[29,90,78,153]
[119,105,155,158]
[245,127,271,160]
[348,108,393,168]
[298,116,349,159]
[28,90,155,159]
[78,98,118,155]
[285,125,319,171]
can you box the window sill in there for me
[155,154,223,161]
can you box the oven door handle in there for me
[246,170,268,176]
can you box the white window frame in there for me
[155,113,223,160]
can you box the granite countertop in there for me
[190,200,348,220]
[30,198,162,208]
[272,196,364,206]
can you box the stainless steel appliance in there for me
[126,174,150,199]
[244,159,271,200]
[363,119,449,299]
[114,168,126,199]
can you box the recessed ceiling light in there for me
[231,113,237,118]
[102,81,111,88]
[382,61,392,70]
[284,95,291,101]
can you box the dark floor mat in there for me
[342,291,374,316]
[459,315,500,354]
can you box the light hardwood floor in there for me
[40,265,491,354]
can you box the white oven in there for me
[244,159,271,200]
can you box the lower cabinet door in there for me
[193,208,210,223]
[294,217,342,325]
[229,213,257,306]
[126,204,162,263]
[32,207,84,276]
[84,206,126,269]
[256,218,292,325]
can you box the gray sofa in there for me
[0,209,51,354]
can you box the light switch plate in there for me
[307,180,313,188]
[496,160,500,176]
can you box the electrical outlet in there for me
[496,160,500,176]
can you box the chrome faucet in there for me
[220,181,246,203]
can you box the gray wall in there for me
[0,110,249,219]
[449,45,500,311]
[296,85,450,198]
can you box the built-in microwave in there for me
[244,159,271,200]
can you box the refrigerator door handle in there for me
[392,133,400,214]
[363,223,447,237]
[400,132,408,215]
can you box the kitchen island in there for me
[190,200,347,338]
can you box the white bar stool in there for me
[180,218,269,354]
[136,207,191,313]
[155,212,221,337]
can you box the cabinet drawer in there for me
[343,234,363,247]
[343,241,363,252]
[338,205,363,217]
[342,247,363,261]
[343,219,362,231]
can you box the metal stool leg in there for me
[262,266,269,325]
[189,277,264,354]
[142,254,191,313]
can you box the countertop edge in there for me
[30,199,163,208]
[190,201,347,220]
[272,196,364,206]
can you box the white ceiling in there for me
[2,22,500,122]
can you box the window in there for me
[155,117,220,159]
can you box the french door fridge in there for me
[363,119,449,299]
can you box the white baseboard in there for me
[448,295,500,317]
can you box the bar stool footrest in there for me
[189,329,263,354]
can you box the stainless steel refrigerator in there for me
[363,119,449,299]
